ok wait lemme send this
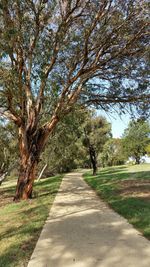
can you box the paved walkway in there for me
[28,171,150,267]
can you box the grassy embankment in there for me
[84,164,150,240]
[0,175,63,267]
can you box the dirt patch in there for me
[0,190,14,207]
[119,179,150,200]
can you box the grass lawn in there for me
[0,175,63,267]
[83,164,150,240]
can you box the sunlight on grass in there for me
[84,164,150,240]
[0,175,63,267]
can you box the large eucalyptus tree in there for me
[0,0,149,200]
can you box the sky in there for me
[98,111,131,138]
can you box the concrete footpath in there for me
[28,171,150,267]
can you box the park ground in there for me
[0,175,63,267]
[0,164,150,266]
[84,164,150,240]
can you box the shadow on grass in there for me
[0,175,63,207]
[0,185,16,196]
[0,216,43,240]
[110,197,150,239]
[0,213,45,267]
[0,235,39,267]
[84,166,150,183]
[36,175,63,187]
[98,165,128,175]
[26,202,150,267]
[0,175,63,267]
[84,165,150,240]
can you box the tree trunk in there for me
[13,128,43,200]
[13,115,59,201]
[0,172,8,186]
[37,163,47,182]
[89,145,97,175]
[14,157,37,201]
[135,156,140,164]
[14,125,40,201]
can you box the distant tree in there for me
[0,123,18,184]
[146,144,150,156]
[122,120,150,164]
[100,138,125,167]
[40,105,88,175]
[0,1,149,200]
[83,116,111,175]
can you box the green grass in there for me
[0,175,63,267]
[83,164,150,240]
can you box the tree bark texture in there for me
[14,126,39,200]
[14,160,37,200]
[89,144,97,176]
[14,115,59,201]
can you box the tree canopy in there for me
[0,0,149,125]
[0,0,149,200]
[122,119,150,164]
[40,105,88,174]
[100,138,125,167]
[83,115,111,174]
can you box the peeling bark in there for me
[14,160,37,200]
[14,115,59,201]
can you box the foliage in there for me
[84,164,150,240]
[38,110,112,175]
[82,114,111,174]
[0,0,149,199]
[0,123,18,177]
[40,105,88,174]
[0,107,111,178]
[122,119,150,164]
[146,144,150,156]
[83,115,111,153]
[100,138,126,167]
[0,0,149,120]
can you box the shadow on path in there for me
[27,172,150,267]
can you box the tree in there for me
[100,138,125,167]
[83,115,111,175]
[40,105,88,174]
[0,0,149,200]
[146,144,150,156]
[0,122,18,184]
[122,119,150,164]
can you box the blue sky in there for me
[99,111,131,138]
[106,114,130,138]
